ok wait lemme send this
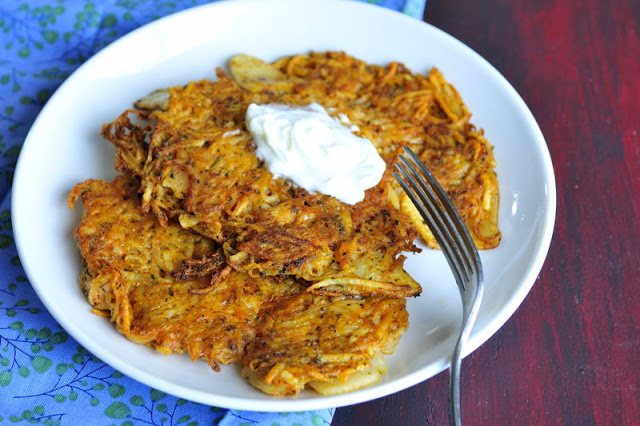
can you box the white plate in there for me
[12,0,555,412]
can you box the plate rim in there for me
[11,0,556,412]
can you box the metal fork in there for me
[394,146,484,426]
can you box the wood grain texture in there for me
[332,0,640,424]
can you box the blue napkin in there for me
[0,0,426,424]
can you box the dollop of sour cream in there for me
[246,103,386,205]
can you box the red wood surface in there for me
[333,0,640,424]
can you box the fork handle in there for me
[449,335,464,426]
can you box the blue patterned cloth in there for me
[0,1,426,424]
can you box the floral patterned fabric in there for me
[0,0,426,424]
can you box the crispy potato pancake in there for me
[245,52,501,249]
[103,75,422,293]
[242,293,408,396]
[105,52,499,260]
[68,177,304,369]
[69,176,411,393]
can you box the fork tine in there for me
[396,155,472,276]
[395,154,475,288]
[401,147,481,277]
[394,162,468,287]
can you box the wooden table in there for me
[333,0,640,424]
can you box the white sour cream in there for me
[246,103,386,205]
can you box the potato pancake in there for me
[242,293,408,396]
[241,52,501,249]
[104,51,499,260]
[68,177,304,369]
[102,74,422,294]
[69,176,412,393]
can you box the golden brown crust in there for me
[69,176,409,392]
[70,177,303,368]
[266,52,501,248]
[104,51,499,256]
[241,293,409,395]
